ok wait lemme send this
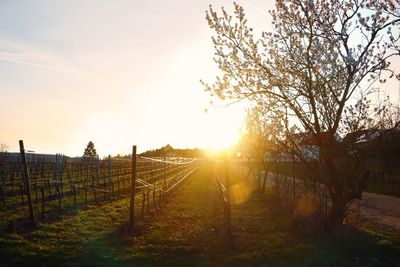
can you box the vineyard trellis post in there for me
[224,155,233,248]
[0,152,7,207]
[163,156,167,191]
[292,150,296,202]
[96,156,99,186]
[19,140,35,226]
[129,145,137,229]
[108,155,112,192]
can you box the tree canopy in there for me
[204,0,400,229]
[83,141,98,158]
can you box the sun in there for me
[205,130,240,150]
[201,126,241,159]
[199,105,244,152]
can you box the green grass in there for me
[0,164,399,266]
[0,199,130,266]
[225,165,400,267]
[228,190,400,267]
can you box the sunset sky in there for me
[1,1,399,156]
[0,0,276,156]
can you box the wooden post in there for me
[275,157,280,198]
[324,186,328,214]
[0,152,6,204]
[224,154,233,248]
[47,179,52,197]
[92,176,97,203]
[146,191,150,213]
[103,182,107,201]
[153,188,156,210]
[225,157,231,228]
[57,187,62,214]
[117,178,120,195]
[41,187,45,219]
[159,189,162,208]
[96,156,100,186]
[313,161,317,193]
[163,157,167,191]
[141,192,146,218]
[0,185,5,208]
[292,152,296,202]
[84,187,87,206]
[19,140,36,226]
[72,185,77,210]
[10,173,14,194]
[19,184,24,204]
[68,166,72,184]
[60,155,64,195]
[129,146,137,228]
[34,183,38,201]
[108,155,112,191]
[262,169,268,193]
[55,154,59,194]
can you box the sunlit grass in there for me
[0,165,399,266]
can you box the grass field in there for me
[0,164,399,266]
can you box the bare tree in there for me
[203,0,400,229]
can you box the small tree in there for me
[240,107,269,160]
[204,0,400,230]
[83,141,98,158]
[240,106,279,189]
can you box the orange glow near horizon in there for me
[0,1,279,156]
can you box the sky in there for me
[0,0,275,156]
[1,1,399,156]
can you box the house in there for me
[343,128,400,162]
[159,144,178,158]
[263,132,342,162]
[294,132,342,160]
[342,129,381,145]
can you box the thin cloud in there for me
[0,38,91,76]
[0,56,91,76]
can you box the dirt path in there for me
[355,192,400,232]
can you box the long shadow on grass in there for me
[229,188,400,267]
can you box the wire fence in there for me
[237,158,400,231]
[0,143,201,227]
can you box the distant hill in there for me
[0,152,62,161]
[140,144,206,158]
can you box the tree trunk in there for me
[262,170,268,193]
[326,194,346,230]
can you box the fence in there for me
[239,159,331,217]
[0,141,201,228]
[214,159,233,248]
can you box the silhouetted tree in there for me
[204,0,400,230]
[83,141,97,158]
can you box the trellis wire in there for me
[0,148,201,224]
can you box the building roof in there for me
[343,128,400,144]
[289,132,342,146]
